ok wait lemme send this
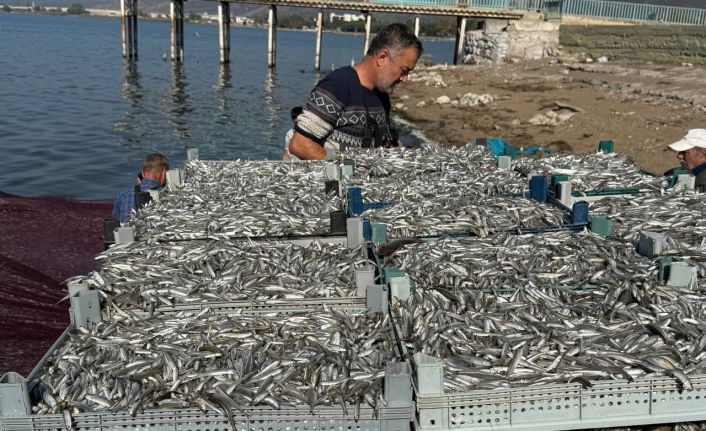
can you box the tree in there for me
[2,5,11,12]
[66,3,88,14]
[278,14,313,29]
[250,10,268,25]
[323,18,368,33]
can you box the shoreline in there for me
[2,8,453,40]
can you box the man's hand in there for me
[289,132,326,160]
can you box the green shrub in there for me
[66,3,88,15]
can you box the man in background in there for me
[668,128,706,192]
[112,153,169,223]
[289,23,422,160]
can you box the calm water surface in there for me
[0,13,453,200]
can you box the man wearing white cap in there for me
[668,128,706,192]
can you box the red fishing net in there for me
[0,192,111,376]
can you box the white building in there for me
[200,13,254,25]
[329,12,365,23]
[234,16,254,25]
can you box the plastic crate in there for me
[387,305,706,431]
[145,297,370,317]
[0,405,413,431]
[526,174,648,218]
[414,371,706,431]
[7,305,413,431]
[139,234,349,245]
[364,217,588,243]
[361,190,588,241]
[571,187,641,198]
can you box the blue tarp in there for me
[479,137,552,159]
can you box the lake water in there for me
[0,13,453,200]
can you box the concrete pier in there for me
[314,9,323,71]
[207,0,525,67]
[170,0,185,62]
[267,5,277,68]
[454,16,467,65]
[120,0,138,59]
[218,1,231,64]
[218,63,231,89]
[363,12,372,55]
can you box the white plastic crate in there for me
[0,405,412,431]
[5,300,412,431]
[148,297,369,317]
[414,375,706,431]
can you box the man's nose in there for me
[399,74,410,83]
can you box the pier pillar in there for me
[363,12,372,55]
[453,16,467,65]
[218,1,231,64]
[314,9,323,70]
[121,0,138,59]
[268,5,277,68]
[120,0,126,56]
[414,16,420,36]
[218,63,231,89]
[170,0,185,63]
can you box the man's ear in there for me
[376,48,391,66]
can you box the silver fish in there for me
[514,152,666,192]
[390,231,706,392]
[129,160,339,240]
[76,240,373,309]
[338,143,527,203]
[35,309,397,417]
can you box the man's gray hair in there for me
[366,23,423,57]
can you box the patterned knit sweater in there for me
[294,66,393,150]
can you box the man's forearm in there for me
[289,132,326,160]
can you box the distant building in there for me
[199,13,254,25]
[234,16,254,25]
[329,12,365,23]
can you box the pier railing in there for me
[561,0,706,26]
[368,0,545,12]
[365,0,705,26]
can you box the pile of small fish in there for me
[514,152,666,192]
[30,143,706,431]
[340,144,527,202]
[388,231,657,293]
[74,240,372,310]
[394,281,706,392]
[183,160,325,185]
[590,191,706,250]
[35,309,398,420]
[363,197,568,238]
[342,143,487,179]
[131,160,339,240]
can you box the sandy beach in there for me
[394,56,706,175]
